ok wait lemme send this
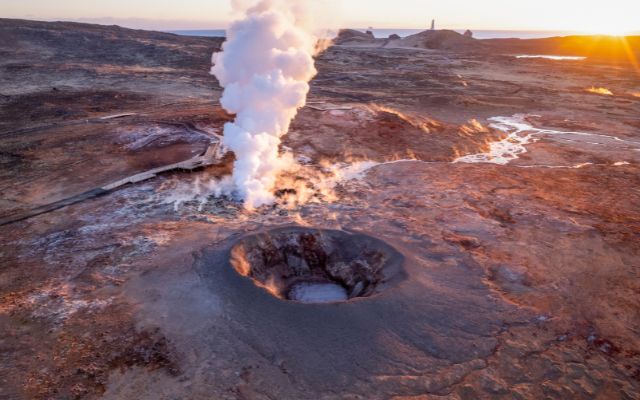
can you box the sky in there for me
[1,0,639,34]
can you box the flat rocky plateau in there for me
[1,19,639,399]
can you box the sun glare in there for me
[582,22,637,36]
[592,28,631,36]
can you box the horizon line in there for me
[4,17,639,35]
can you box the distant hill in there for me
[397,29,477,50]
[3,19,638,68]
[0,18,223,70]
[333,29,377,45]
[334,28,478,50]
[334,27,640,65]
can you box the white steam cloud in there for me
[211,0,325,209]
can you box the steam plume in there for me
[211,0,320,209]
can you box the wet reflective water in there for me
[288,282,349,304]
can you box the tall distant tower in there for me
[431,19,435,30]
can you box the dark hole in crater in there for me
[229,227,405,304]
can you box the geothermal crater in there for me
[229,227,405,303]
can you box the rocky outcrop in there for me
[333,29,378,45]
[398,29,478,50]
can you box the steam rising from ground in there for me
[211,0,329,209]
[160,159,403,213]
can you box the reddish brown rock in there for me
[1,18,639,400]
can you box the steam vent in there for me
[229,227,406,303]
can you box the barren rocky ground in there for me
[1,19,639,399]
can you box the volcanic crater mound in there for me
[229,227,406,303]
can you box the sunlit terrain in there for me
[586,86,614,95]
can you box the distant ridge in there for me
[168,28,619,40]
[0,18,224,70]
[334,28,639,65]
[1,18,637,66]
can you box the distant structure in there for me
[430,19,435,30]
[464,29,473,38]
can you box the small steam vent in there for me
[230,227,406,304]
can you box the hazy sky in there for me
[1,0,639,33]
